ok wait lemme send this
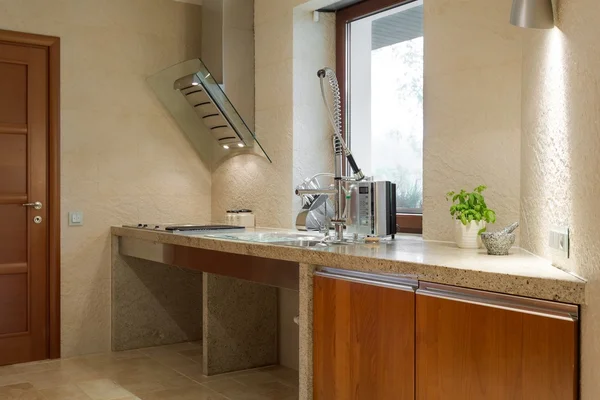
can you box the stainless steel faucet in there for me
[295,68,365,242]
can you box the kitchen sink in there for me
[205,232,323,243]
[275,239,329,248]
[204,231,351,247]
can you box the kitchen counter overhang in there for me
[111,226,586,304]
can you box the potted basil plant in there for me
[446,185,496,249]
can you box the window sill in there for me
[396,213,422,234]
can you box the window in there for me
[337,0,423,233]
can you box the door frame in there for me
[0,29,61,359]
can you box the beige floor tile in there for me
[137,385,226,400]
[0,360,57,377]
[3,392,47,400]
[171,365,220,384]
[76,379,136,400]
[112,364,196,396]
[80,350,147,364]
[145,352,198,370]
[0,373,30,388]
[23,365,102,390]
[205,375,299,400]
[0,383,33,392]
[0,344,296,400]
[260,366,299,388]
[176,349,203,364]
[0,382,46,400]
[40,384,93,400]
[174,364,263,384]
[232,371,281,388]
[83,357,158,379]
[137,347,174,358]
[138,343,199,355]
[251,382,298,400]
[201,379,252,398]
[54,351,149,374]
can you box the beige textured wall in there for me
[0,0,210,357]
[292,7,336,218]
[422,0,522,241]
[212,0,337,229]
[222,0,255,132]
[520,0,600,396]
[211,0,297,228]
[210,0,264,225]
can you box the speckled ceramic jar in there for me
[454,220,485,249]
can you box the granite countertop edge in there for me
[111,226,586,305]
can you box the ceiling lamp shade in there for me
[510,0,555,29]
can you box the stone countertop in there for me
[111,226,586,304]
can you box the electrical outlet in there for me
[68,211,83,226]
[549,226,569,259]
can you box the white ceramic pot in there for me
[454,220,485,249]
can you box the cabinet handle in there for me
[315,267,418,292]
[417,281,579,321]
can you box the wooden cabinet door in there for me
[416,284,579,400]
[313,271,415,400]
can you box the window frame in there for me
[336,0,423,234]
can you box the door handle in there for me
[22,201,43,210]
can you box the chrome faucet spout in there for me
[318,67,367,241]
[295,67,368,242]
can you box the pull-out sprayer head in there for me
[318,67,365,181]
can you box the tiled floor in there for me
[0,342,299,400]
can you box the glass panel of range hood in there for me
[147,59,271,166]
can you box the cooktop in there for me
[122,224,245,233]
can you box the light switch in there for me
[68,211,83,226]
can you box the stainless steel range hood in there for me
[147,0,270,166]
[148,59,270,166]
[174,72,249,150]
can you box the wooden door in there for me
[313,272,415,400]
[0,40,49,365]
[416,286,579,400]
